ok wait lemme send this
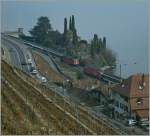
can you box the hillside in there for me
[1,60,120,135]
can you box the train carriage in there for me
[62,56,80,66]
[83,67,101,79]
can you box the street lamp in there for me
[119,64,121,78]
[116,62,137,78]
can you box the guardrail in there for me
[101,73,122,84]
[23,41,63,57]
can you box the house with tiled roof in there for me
[110,74,149,121]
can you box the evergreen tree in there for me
[93,34,99,53]
[73,29,78,45]
[98,38,103,52]
[29,16,52,45]
[48,30,63,45]
[69,16,72,30]
[64,18,67,34]
[90,34,103,55]
[93,34,98,41]
[90,40,95,57]
[103,37,106,49]
[72,15,75,31]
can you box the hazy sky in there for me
[1,0,149,77]
[1,0,148,39]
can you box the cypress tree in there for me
[103,37,106,49]
[97,38,102,53]
[93,34,98,53]
[64,17,67,34]
[90,40,95,57]
[93,34,98,42]
[63,17,69,47]
[72,15,75,31]
[69,16,72,30]
[73,29,78,45]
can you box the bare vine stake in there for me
[60,87,66,133]
[15,121,17,134]
[26,94,28,133]
[76,104,80,133]
[54,88,56,103]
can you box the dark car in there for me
[30,66,37,75]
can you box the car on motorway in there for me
[30,66,37,75]
[31,69,37,75]
[41,76,47,83]
[27,58,32,64]
[21,62,27,65]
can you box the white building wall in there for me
[111,91,130,115]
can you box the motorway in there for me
[2,34,37,75]
[1,39,22,69]
[2,35,29,73]
[2,34,61,83]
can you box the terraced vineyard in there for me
[1,60,121,135]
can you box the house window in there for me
[120,103,122,109]
[124,106,128,112]
[124,97,128,102]
[137,98,143,105]
[115,101,119,107]
[120,103,124,109]
[138,85,144,91]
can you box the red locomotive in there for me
[83,67,101,79]
[62,56,80,65]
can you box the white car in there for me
[127,119,137,126]
[41,76,47,83]
[31,69,37,75]
[28,58,32,64]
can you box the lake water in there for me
[113,45,149,78]
[107,31,149,78]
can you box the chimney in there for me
[138,74,145,90]
[141,73,146,86]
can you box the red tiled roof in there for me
[111,74,149,98]
[111,74,149,118]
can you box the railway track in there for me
[3,35,123,84]
[47,54,73,81]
